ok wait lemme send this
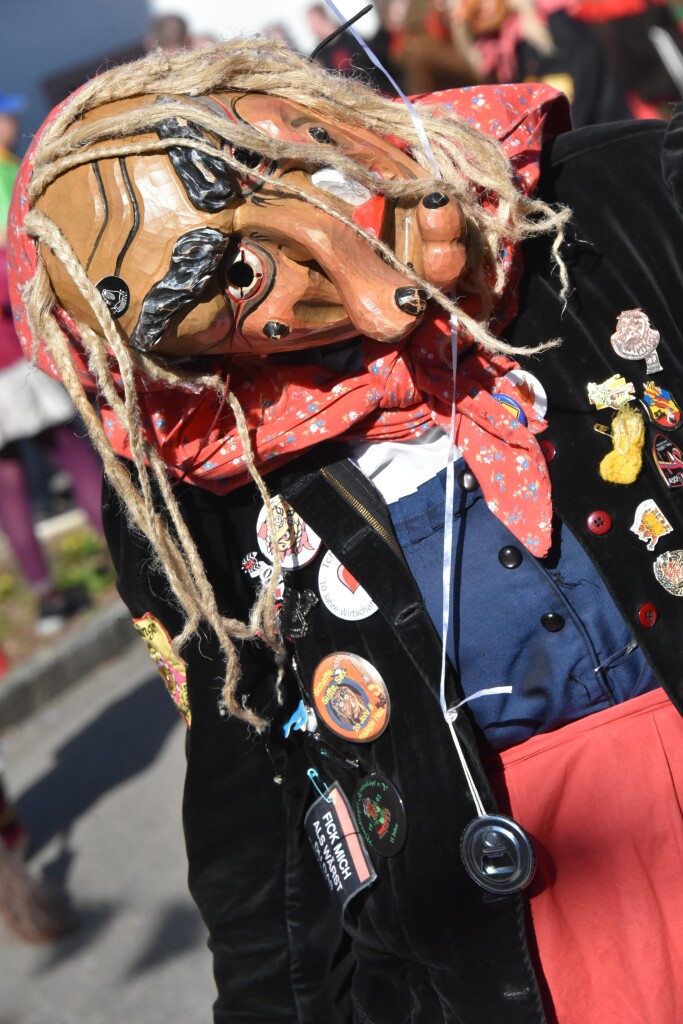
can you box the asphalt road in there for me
[0,642,214,1024]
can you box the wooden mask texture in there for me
[36,92,468,357]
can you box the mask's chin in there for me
[262,333,366,371]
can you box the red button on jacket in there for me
[586,510,612,535]
[638,603,658,628]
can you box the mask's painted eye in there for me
[223,243,266,302]
[309,126,332,144]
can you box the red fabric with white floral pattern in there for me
[8,83,570,557]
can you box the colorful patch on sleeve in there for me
[133,613,191,726]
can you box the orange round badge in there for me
[311,652,390,743]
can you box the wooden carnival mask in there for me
[36,91,468,357]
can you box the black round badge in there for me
[460,814,536,894]
[96,276,130,319]
[353,774,407,857]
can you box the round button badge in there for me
[318,551,378,622]
[96,275,130,319]
[492,393,528,426]
[353,774,407,857]
[256,496,321,570]
[311,652,390,743]
[502,368,548,419]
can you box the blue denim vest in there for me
[387,458,657,752]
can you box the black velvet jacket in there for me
[102,114,683,1023]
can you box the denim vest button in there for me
[458,469,479,492]
[498,545,523,569]
[541,612,565,632]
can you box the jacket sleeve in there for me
[101,469,348,1023]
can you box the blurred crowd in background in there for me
[303,0,683,124]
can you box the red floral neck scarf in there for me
[9,83,570,558]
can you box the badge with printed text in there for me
[311,652,390,743]
[502,368,548,419]
[133,613,191,726]
[318,551,378,622]
[630,499,673,551]
[610,309,663,374]
[652,434,683,488]
[586,373,635,411]
[641,381,681,431]
[304,781,376,910]
[653,549,683,597]
[353,774,407,857]
[256,496,321,570]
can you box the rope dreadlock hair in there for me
[15,36,569,729]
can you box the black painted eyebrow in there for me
[129,227,232,352]
[86,162,108,272]
[115,158,140,277]
[155,96,240,212]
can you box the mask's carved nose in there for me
[263,321,290,339]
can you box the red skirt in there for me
[489,688,683,1024]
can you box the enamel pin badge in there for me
[587,373,635,411]
[610,309,663,375]
[241,550,285,600]
[641,381,681,431]
[630,500,673,551]
[653,550,683,597]
[652,434,683,489]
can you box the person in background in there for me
[0,92,103,637]
[308,2,404,90]
[0,94,82,945]
[144,14,216,54]
[144,13,191,54]
[398,0,633,126]
[573,0,683,117]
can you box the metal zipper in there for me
[320,466,404,560]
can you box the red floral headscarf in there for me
[9,82,570,557]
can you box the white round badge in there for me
[318,551,378,621]
[503,369,548,419]
[256,496,321,570]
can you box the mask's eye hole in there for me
[227,145,275,191]
[223,244,266,301]
[309,126,332,144]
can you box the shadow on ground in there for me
[16,673,179,878]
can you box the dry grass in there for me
[0,526,117,671]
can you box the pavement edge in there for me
[0,600,136,729]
